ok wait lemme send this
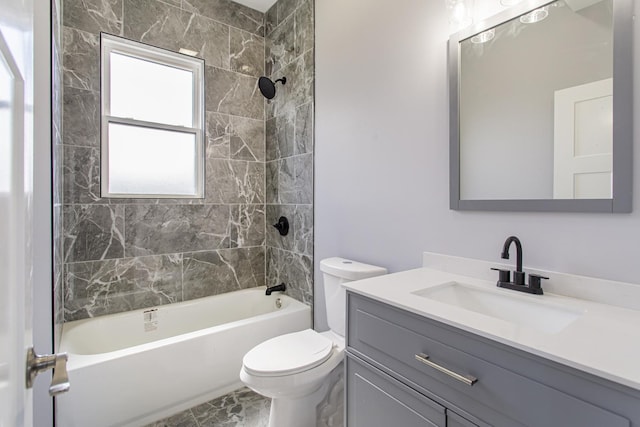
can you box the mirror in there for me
[449,0,633,212]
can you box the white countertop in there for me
[343,256,640,392]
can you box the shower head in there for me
[258,76,286,99]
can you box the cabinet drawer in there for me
[448,410,479,427]
[346,354,446,427]
[347,293,631,427]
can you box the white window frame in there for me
[100,33,205,198]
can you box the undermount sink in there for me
[412,281,584,334]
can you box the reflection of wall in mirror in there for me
[459,0,613,200]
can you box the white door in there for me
[553,78,613,199]
[0,0,35,424]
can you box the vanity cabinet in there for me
[347,355,477,427]
[345,292,640,427]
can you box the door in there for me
[553,78,613,199]
[0,0,35,424]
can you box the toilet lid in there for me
[243,329,334,377]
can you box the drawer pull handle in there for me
[414,353,478,386]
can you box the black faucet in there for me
[266,283,286,295]
[492,236,548,295]
[502,236,524,285]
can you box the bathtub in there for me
[56,288,311,427]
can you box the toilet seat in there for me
[242,329,334,377]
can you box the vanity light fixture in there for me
[519,5,549,23]
[471,28,495,43]
[446,0,474,31]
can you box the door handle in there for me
[26,347,70,396]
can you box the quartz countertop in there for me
[343,263,640,391]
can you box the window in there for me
[100,34,204,198]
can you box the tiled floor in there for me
[146,387,270,427]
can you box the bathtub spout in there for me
[266,283,286,295]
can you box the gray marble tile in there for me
[230,28,264,77]
[122,0,182,49]
[266,204,294,251]
[206,159,265,204]
[265,13,294,76]
[295,101,313,155]
[181,13,230,68]
[191,387,270,427]
[277,157,295,204]
[123,0,230,68]
[231,205,265,248]
[294,204,313,256]
[265,3,277,36]
[206,112,231,159]
[64,254,183,321]
[145,409,198,427]
[277,0,298,25]
[182,247,265,300]
[63,86,99,147]
[63,0,123,35]
[124,204,231,257]
[63,145,101,204]
[53,203,65,347]
[294,0,313,57]
[267,48,314,119]
[145,387,270,427]
[266,111,294,161]
[53,141,64,206]
[64,204,125,263]
[63,27,100,92]
[205,66,264,120]
[182,0,264,36]
[53,40,63,146]
[265,160,279,204]
[230,116,265,162]
[266,247,312,304]
[294,153,313,204]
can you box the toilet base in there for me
[267,380,329,427]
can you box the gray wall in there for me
[264,0,315,306]
[62,0,267,321]
[60,0,314,322]
[314,0,640,330]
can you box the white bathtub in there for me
[56,288,311,427]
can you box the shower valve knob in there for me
[273,216,289,236]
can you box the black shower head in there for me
[258,76,286,99]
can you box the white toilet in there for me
[239,257,387,427]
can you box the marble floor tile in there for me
[146,387,269,427]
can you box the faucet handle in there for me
[527,274,548,295]
[491,268,510,284]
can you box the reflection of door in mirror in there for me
[553,78,612,199]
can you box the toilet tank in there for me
[320,257,387,337]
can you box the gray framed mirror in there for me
[449,0,633,212]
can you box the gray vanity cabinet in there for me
[345,292,640,427]
[347,356,447,427]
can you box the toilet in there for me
[239,257,387,427]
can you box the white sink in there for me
[412,281,584,334]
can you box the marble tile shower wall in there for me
[61,0,269,321]
[264,0,315,306]
[53,0,65,344]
